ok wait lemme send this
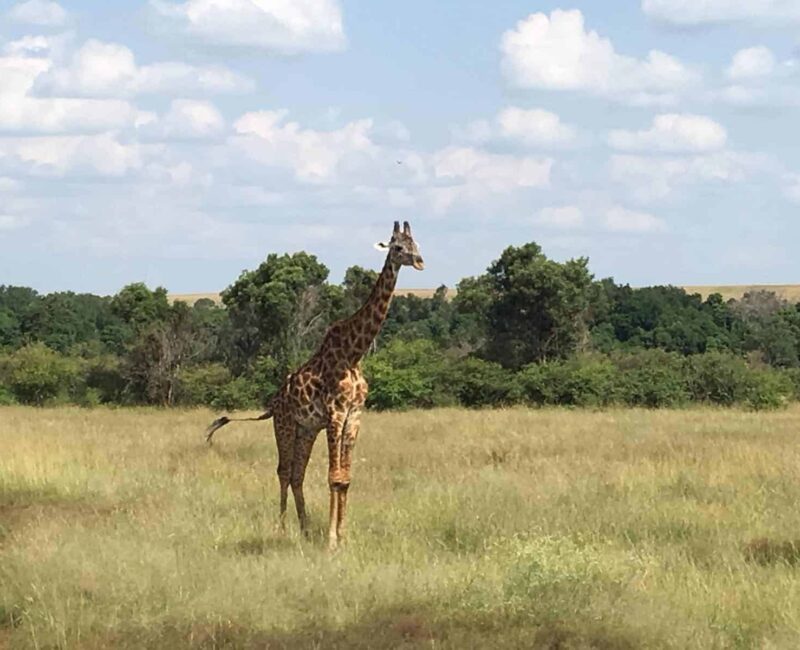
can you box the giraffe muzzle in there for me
[412,256,425,270]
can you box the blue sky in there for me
[2,0,800,294]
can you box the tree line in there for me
[2,242,800,410]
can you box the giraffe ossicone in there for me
[205,220,424,549]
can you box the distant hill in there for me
[170,284,800,306]
[169,288,448,305]
[681,285,800,302]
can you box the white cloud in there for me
[714,48,800,107]
[233,110,377,182]
[38,39,254,97]
[496,107,577,146]
[727,46,775,80]
[785,173,800,203]
[427,146,552,213]
[0,214,30,231]
[608,114,727,153]
[3,34,70,60]
[0,134,147,177]
[150,0,346,53]
[455,107,577,149]
[0,53,150,134]
[610,151,770,201]
[433,146,552,192]
[605,206,666,233]
[146,99,226,140]
[534,205,584,229]
[642,0,800,26]
[8,1,67,27]
[0,54,51,96]
[0,95,149,134]
[500,9,697,105]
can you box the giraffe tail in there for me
[205,405,274,445]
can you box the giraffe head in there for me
[375,221,424,270]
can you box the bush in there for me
[1,343,83,405]
[84,355,126,404]
[177,363,233,406]
[684,352,752,406]
[363,339,451,410]
[745,369,792,410]
[611,349,688,408]
[210,377,259,411]
[0,384,17,405]
[445,357,519,407]
[518,355,619,407]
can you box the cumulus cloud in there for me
[727,46,775,80]
[497,107,577,146]
[150,0,346,53]
[141,99,226,140]
[642,0,800,26]
[605,206,666,233]
[433,146,552,192]
[608,114,727,153]
[38,39,254,97]
[233,110,377,182]
[163,99,225,138]
[456,107,577,148]
[785,173,800,203]
[0,214,30,231]
[500,9,697,105]
[0,52,151,134]
[0,134,149,177]
[610,151,770,201]
[8,0,67,27]
[534,205,584,229]
[715,47,800,107]
[427,146,553,213]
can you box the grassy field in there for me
[3,407,800,648]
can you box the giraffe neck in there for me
[339,255,399,363]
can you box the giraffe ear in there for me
[374,242,389,251]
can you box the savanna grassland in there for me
[3,407,800,649]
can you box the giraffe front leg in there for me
[325,411,347,550]
[336,411,361,544]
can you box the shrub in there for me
[611,349,688,408]
[445,357,519,407]
[210,377,259,411]
[1,343,82,405]
[363,339,451,410]
[0,384,17,405]
[745,369,792,410]
[84,355,126,404]
[518,355,619,407]
[177,363,233,406]
[684,352,752,406]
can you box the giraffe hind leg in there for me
[290,426,319,537]
[273,414,295,534]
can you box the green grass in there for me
[3,406,800,648]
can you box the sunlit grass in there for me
[3,406,800,648]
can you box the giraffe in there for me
[205,221,424,549]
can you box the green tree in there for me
[122,302,197,405]
[462,243,594,368]
[221,252,336,374]
[110,283,170,333]
[0,286,39,348]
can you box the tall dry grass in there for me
[3,406,800,648]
